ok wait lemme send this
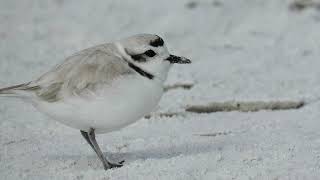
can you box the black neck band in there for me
[128,62,154,80]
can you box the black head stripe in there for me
[150,37,164,47]
[130,50,156,62]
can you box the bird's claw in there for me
[106,160,125,169]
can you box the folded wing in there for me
[0,46,133,102]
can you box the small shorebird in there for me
[0,34,191,170]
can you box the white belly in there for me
[33,76,163,134]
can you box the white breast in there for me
[33,75,164,134]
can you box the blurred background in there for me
[1,0,320,179]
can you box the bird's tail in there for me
[0,82,33,97]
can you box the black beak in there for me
[165,55,191,64]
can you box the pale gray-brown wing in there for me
[29,48,133,102]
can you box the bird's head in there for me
[115,34,191,82]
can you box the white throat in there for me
[137,60,171,83]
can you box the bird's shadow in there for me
[47,139,227,171]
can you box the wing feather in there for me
[27,46,133,102]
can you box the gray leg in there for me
[80,130,96,152]
[80,128,124,170]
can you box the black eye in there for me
[144,50,156,57]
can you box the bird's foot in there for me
[104,160,125,170]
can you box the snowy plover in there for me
[0,34,191,170]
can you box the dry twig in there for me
[185,100,304,113]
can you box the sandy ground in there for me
[1,0,320,179]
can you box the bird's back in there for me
[0,43,135,102]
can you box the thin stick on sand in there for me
[185,100,304,113]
